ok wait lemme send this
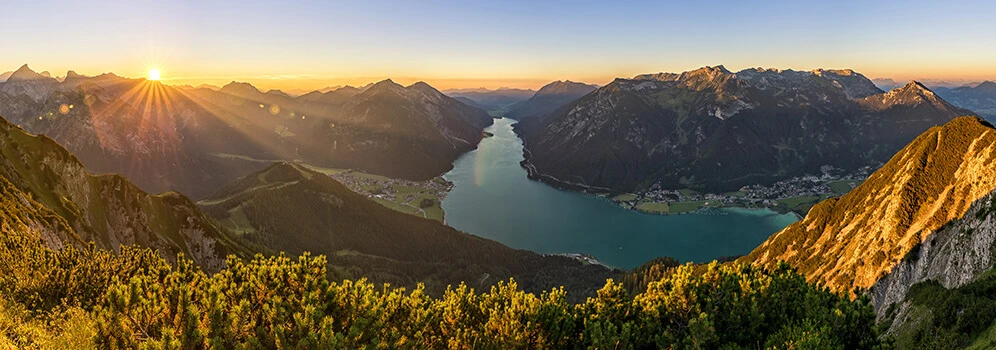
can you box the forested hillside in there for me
[198,162,617,297]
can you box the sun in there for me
[148,68,161,81]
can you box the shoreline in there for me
[518,146,613,193]
[522,155,805,218]
[516,141,810,219]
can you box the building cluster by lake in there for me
[329,170,452,204]
[618,164,881,213]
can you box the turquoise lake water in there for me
[442,118,798,269]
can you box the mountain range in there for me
[503,80,598,120]
[444,87,535,116]
[5,63,996,347]
[934,81,996,121]
[0,65,493,199]
[0,106,614,298]
[515,66,975,194]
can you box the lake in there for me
[442,118,798,269]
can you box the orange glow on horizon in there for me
[18,62,995,93]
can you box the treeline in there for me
[0,222,887,349]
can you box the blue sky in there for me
[2,0,994,89]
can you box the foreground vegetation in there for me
[0,224,887,349]
[883,270,996,349]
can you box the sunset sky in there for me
[3,0,995,91]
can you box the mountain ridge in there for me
[504,80,598,120]
[0,111,250,271]
[0,66,493,198]
[198,162,617,297]
[516,66,974,194]
[744,116,996,294]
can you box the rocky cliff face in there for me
[517,66,974,193]
[871,189,996,316]
[744,117,996,294]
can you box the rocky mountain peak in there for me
[265,89,291,98]
[407,81,447,102]
[685,65,732,78]
[813,68,857,77]
[894,81,938,101]
[975,80,996,92]
[861,80,956,110]
[219,81,261,96]
[297,90,325,102]
[808,69,883,99]
[535,80,598,95]
[7,64,47,82]
[364,79,407,96]
[903,80,933,94]
[408,81,439,93]
[633,66,731,84]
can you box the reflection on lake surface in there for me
[442,118,798,269]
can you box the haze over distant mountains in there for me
[933,81,996,121]
[443,87,535,116]
[515,66,974,194]
[503,80,598,120]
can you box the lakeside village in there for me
[319,164,879,269]
[324,163,881,223]
[610,164,880,216]
[328,170,452,223]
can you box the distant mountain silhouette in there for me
[504,80,597,120]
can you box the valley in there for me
[440,117,799,269]
[2,2,996,344]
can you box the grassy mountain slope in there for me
[0,113,249,271]
[198,162,617,297]
[744,116,996,294]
